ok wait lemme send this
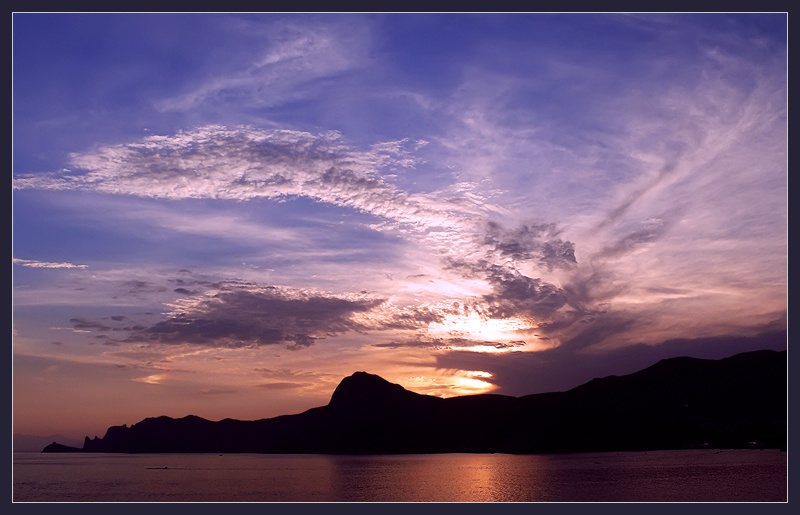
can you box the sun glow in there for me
[448,370,496,395]
[455,377,493,391]
[407,370,497,397]
[426,312,533,352]
[134,374,166,385]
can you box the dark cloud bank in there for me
[128,286,383,351]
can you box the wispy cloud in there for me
[374,336,527,351]
[156,18,372,113]
[13,258,87,269]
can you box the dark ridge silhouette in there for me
[15,433,83,452]
[45,349,786,454]
[41,442,83,453]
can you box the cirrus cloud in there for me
[14,258,88,269]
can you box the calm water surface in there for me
[13,449,787,502]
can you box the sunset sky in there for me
[13,13,787,441]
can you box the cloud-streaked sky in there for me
[13,13,787,441]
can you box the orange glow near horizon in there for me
[405,370,497,398]
[451,372,495,394]
[133,374,167,385]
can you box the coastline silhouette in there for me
[43,349,786,454]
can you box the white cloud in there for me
[13,125,510,268]
[13,258,88,269]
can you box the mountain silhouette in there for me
[14,433,83,452]
[329,371,427,409]
[42,349,786,454]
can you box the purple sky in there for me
[13,13,787,441]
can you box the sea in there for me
[12,449,787,503]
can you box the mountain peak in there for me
[328,371,413,409]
